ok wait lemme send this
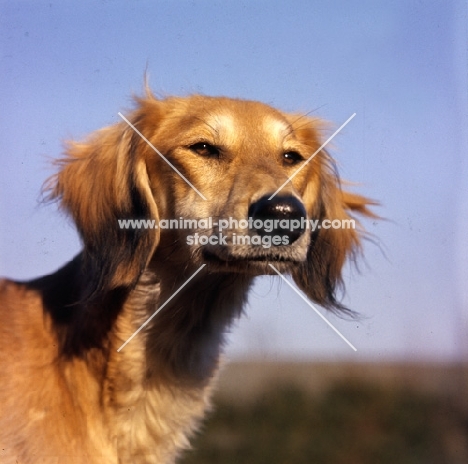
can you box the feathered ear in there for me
[291,163,376,313]
[48,117,160,300]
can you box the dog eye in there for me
[283,151,304,165]
[189,142,220,158]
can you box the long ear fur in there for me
[292,155,376,313]
[48,113,160,302]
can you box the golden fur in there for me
[0,93,374,463]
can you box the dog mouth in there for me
[203,249,297,263]
[186,193,311,272]
[201,247,306,274]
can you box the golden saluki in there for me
[0,92,374,463]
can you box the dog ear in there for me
[48,112,160,300]
[291,160,376,313]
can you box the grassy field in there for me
[182,362,468,464]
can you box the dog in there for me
[0,92,374,463]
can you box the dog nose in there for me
[248,195,307,244]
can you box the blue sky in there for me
[1,0,467,361]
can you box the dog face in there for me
[141,97,323,269]
[51,93,373,310]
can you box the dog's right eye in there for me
[189,142,220,158]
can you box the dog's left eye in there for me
[283,151,304,165]
[189,142,220,158]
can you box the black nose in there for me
[248,195,307,244]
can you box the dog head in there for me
[50,92,375,310]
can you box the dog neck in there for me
[109,264,252,386]
[102,264,252,460]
